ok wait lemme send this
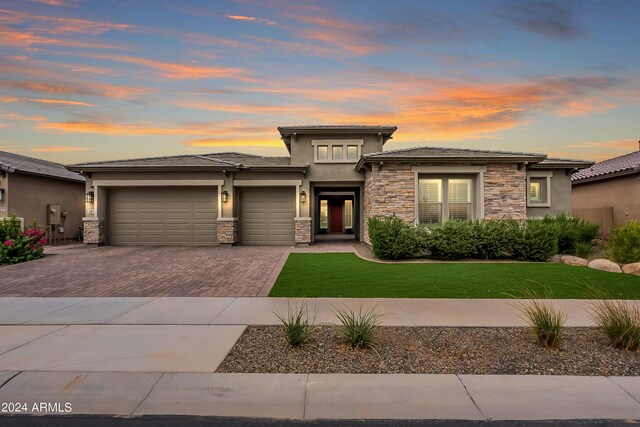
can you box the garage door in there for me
[239,187,295,245]
[109,187,217,246]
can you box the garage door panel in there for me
[109,187,217,246]
[239,187,294,245]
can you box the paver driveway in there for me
[0,246,290,297]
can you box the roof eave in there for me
[359,155,547,164]
[13,169,85,183]
[67,165,237,173]
[572,167,640,185]
[529,162,594,169]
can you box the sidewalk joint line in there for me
[0,371,21,390]
[607,376,640,406]
[456,374,489,421]
[0,324,68,357]
[393,298,417,327]
[303,373,309,420]
[208,297,238,324]
[130,371,165,416]
[22,297,92,324]
[107,296,161,324]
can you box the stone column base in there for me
[295,217,311,245]
[82,217,105,245]
[217,218,238,245]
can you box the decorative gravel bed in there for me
[217,326,640,376]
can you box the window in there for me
[332,145,343,161]
[344,200,353,228]
[347,145,358,160]
[320,200,328,228]
[317,146,328,161]
[312,140,363,163]
[448,179,472,220]
[526,172,552,207]
[418,179,442,224]
[418,176,474,224]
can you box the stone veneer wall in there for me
[83,217,105,245]
[363,163,415,244]
[217,218,237,245]
[295,218,311,245]
[483,163,526,220]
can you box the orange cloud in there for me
[0,25,119,49]
[0,80,152,99]
[226,14,276,25]
[1,96,95,106]
[174,100,295,114]
[29,0,81,7]
[183,137,284,148]
[85,54,253,81]
[0,123,6,128]
[566,139,639,151]
[0,9,136,35]
[35,120,274,137]
[0,112,47,121]
[31,146,91,152]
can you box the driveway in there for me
[0,246,291,297]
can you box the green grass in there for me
[269,253,640,299]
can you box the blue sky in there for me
[0,0,639,163]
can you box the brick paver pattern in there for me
[0,246,292,297]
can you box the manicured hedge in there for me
[607,220,640,264]
[367,215,599,261]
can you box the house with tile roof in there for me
[67,126,592,246]
[0,151,85,241]
[572,147,640,235]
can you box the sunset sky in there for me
[1,0,639,164]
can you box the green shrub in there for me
[539,214,599,254]
[333,304,383,349]
[0,221,46,265]
[368,216,422,260]
[424,220,475,260]
[515,287,566,349]
[607,220,640,264]
[512,220,558,262]
[471,219,518,259]
[0,215,22,242]
[274,302,316,347]
[591,299,640,351]
[573,241,594,258]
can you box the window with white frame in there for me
[526,171,552,207]
[313,140,363,163]
[418,176,474,224]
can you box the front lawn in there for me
[269,253,640,299]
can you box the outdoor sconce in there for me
[221,190,229,203]
[300,190,307,203]
[85,191,94,204]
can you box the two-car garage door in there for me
[109,188,217,246]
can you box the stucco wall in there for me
[526,169,573,218]
[572,173,640,234]
[8,172,84,239]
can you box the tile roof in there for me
[0,151,85,182]
[361,145,547,160]
[572,151,640,183]
[278,125,397,135]
[68,152,296,170]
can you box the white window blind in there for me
[448,179,472,220]
[418,179,442,223]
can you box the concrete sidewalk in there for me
[0,297,639,421]
[0,296,616,326]
[0,371,639,420]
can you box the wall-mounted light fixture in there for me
[85,191,94,204]
[300,190,307,203]
[221,190,229,203]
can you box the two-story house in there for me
[68,125,592,246]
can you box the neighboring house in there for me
[572,148,640,236]
[67,126,592,246]
[0,151,85,240]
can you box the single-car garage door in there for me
[239,187,295,245]
[109,187,217,246]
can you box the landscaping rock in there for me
[587,258,622,273]
[550,255,563,263]
[561,255,588,267]
[622,262,640,276]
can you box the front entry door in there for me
[330,202,343,233]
